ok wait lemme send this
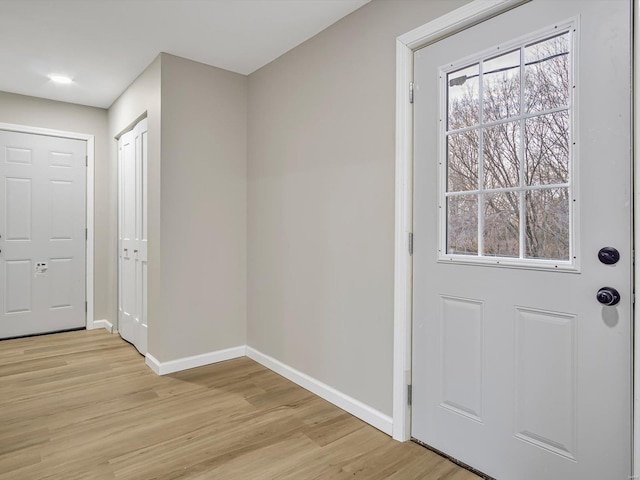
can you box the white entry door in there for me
[412,1,631,479]
[118,118,148,355]
[0,130,86,338]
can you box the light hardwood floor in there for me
[0,329,480,479]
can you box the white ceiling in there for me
[0,0,369,109]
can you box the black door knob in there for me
[596,287,620,306]
[598,247,620,265]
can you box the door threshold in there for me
[411,438,496,480]
[0,327,86,342]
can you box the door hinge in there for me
[409,82,414,104]
[85,228,88,240]
[407,384,412,406]
[86,155,88,166]
[408,232,413,256]
[85,301,87,313]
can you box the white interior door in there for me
[118,118,148,355]
[412,1,631,479]
[0,130,86,338]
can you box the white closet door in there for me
[118,118,148,354]
[0,130,86,338]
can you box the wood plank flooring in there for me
[0,329,480,479]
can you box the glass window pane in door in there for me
[448,64,480,130]
[483,121,520,189]
[525,111,570,186]
[525,33,570,113]
[484,192,520,257]
[447,195,478,255]
[448,130,479,192]
[524,188,570,260]
[483,50,521,122]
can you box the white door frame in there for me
[392,0,637,474]
[0,122,96,331]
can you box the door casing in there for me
[0,122,96,331]
[392,0,638,475]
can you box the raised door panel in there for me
[49,180,74,240]
[5,260,31,314]
[440,296,484,421]
[48,258,74,310]
[48,151,74,168]
[121,138,136,243]
[514,307,577,459]
[5,146,32,165]
[5,177,32,241]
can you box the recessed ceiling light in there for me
[48,74,73,84]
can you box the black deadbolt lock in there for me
[598,247,620,265]
[596,287,621,306]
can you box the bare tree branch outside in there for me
[445,32,571,261]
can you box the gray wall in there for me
[108,53,247,363]
[157,53,247,360]
[247,0,469,415]
[0,92,111,322]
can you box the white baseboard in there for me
[246,346,393,436]
[140,344,393,436]
[145,345,247,375]
[89,319,114,333]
